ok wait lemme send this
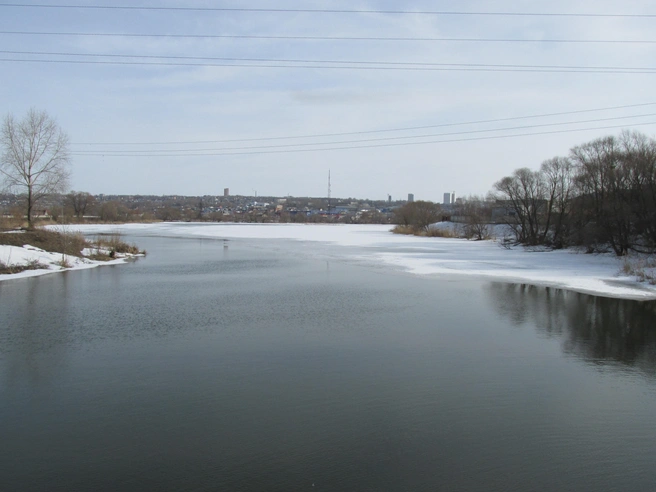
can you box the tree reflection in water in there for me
[486,283,656,376]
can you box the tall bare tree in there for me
[570,135,633,255]
[540,157,574,248]
[1,109,70,228]
[617,130,656,252]
[494,168,547,245]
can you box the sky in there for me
[1,0,655,200]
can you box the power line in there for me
[2,57,655,73]
[3,50,656,72]
[70,115,656,156]
[1,30,655,44]
[72,102,656,145]
[69,121,656,158]
[0,4,654,18]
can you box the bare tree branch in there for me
[1,109,70,227]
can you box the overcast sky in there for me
[1,0,655,200]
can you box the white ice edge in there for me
[3,222,652,301]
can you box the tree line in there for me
[493,130,656,255]
[391,130,656,256]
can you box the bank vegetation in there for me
[393,130,656,259]
[0,228,144,275]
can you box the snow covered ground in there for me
[0,236,134,282]
[12,222,647,301]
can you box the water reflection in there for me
[486,283,656,375]
[1,274,71,390]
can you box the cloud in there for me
[2,0,655,199]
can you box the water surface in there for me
[1,235,655,491]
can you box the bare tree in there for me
[459,195,492,240]
[540,157,574,248]
[617,130,656,252]
[571,135,633,255]
[66,191,95,219]
[494,168,548,245]
[393,200,440,232]
[1,109,70,228]
[392,202,415,227]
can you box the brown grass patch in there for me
[0,228,87,256]
[91,232,145,256]
[391,225,416,235]
[392,224,459,238]
[424,227,459,238]
[0,258,49,275]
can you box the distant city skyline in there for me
[2,1,655,199]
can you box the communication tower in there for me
[327,170,332,215]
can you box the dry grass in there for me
[0,216,24,231]
[392,224,460,238]
[91,232,145,258]
[54,256,73,269]
[0,258,49,274]
[425,226,459,238]
[621,256,656,285]
[391,225,415,235]
[0,228,144,270]
[0,228,87,256]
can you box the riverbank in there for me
[0,228,144,281]
[60,222,656,301]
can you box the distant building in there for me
[443,191,456,205]
[408,193,414,203]
[224,188,229,197]
[388,194,392,204]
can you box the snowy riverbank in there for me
[2,223,655,300]
[0,230,138,282]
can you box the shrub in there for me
[621,256,656,285]
[92,232,145,256]
[54,256,72,269]
[425,226,459,238]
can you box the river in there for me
[1,233,655,491]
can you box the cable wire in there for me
[69,122,656,158]
[0,4,654,18]
[72,102,656,146]
[1,30,654,44]
[2,57,655,73]
[70,117,656,157]
[3,50,656,72]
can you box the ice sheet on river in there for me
[62,223,656,301]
